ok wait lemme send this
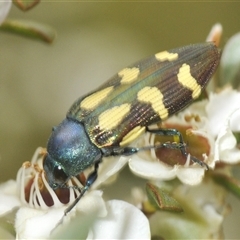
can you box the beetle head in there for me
[43,118,101,190]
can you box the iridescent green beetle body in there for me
[43,42,220,214]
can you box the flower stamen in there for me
[16,147,84,210]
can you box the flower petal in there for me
[0,180,20,216]
[92,156,128,189]
[206,23,222,46]
[15,190,106,239]
[76,190,107,217]
[0,0,11,25]
[206,88,240,137]
[50,191,106,239]
[129,154,205,185]
[15,206,65,239]
[176,166,205,185]
[129,155,177,180]
[51,199,150,239]
[220,32,240,88]
[88,200,150,239]
[215,108,240,164]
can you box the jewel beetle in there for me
[43,42,220,214]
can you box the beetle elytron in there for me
[43,42,220,214]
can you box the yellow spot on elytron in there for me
[118,67,140,84]
[98,104,131,130]
[138,87,168,120]
[177,64,201,99]
[155,51,178,62]
[120,126,146,147]
[173,135,180,143]
[80,86,113,109]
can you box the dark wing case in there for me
[67,43,220,148]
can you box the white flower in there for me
[148,178,228,239]
[207,88,240,163]
[0,147,150,239]
[0,0,11,25]
[129,88,240,185]
[0,180,21,216]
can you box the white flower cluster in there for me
[1,23,239,239]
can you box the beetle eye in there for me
[53,164,68,186]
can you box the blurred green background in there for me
[1,1,240,238]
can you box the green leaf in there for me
[0,19,56,43]
[233,132,240,145]
[212,172,240,199]
[13,0,40,11]
[145,183,183,213]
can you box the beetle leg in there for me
[64,160,100,215]
[146,127,209,169]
